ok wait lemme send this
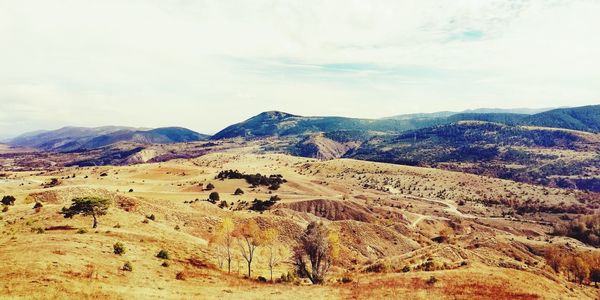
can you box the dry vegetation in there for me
[1,151,599,299]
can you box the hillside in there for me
[346,121,600,191]
[0,153,598,299]
[8,126,210,152]
[521,105,600,133]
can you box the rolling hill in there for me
[8,126,210,152]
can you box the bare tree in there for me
[263,228,286,282]
[235,219,263,278]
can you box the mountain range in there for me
[5,105,600,153]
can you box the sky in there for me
[1,0,599,138]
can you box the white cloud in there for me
[0,0,598,137]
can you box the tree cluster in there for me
[216,170,286,190]
[545,246,600,285]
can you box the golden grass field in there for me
[1,152,599,299]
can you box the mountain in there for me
[8,126,210,151]
[214,105,600,142]
[520,105,600,132]
[384,107,554,121]
[211,111,408,139]
[461,107,556,114]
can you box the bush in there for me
[218,200,228,209]
[208,192,220,203]
[77,228,88,234]
[161,261,170,267]
[176,271,187,280]
[1,195,16,206]
[205,183,215,190]
[146,214,156,221]
[31,227,44,234]
[128,189,134,193]
[33,202,43,209]
[339,276,353,283]
[2,206,8,212]
[401,265,411,273]
[234,188,244,195]
[122,261,133,272]
[157,249,170,260]
[113,242,126,255]
[426,276,438,285]
[257,276,267,282]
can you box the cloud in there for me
[0,0,598,137]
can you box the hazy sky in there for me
[1,0,599,137]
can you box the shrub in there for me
[77,228,88,234]
[174,225,180,230]
[402,265,411,272]
[146,214,156,221]
[426,276,438,285]
[122,261,133,272]
[2,206,8,212]
[208,192,220,203]
[128,189,134,193]
[218,201,228,209]
[157,249,170,260]
[234,188,244,195]
[161,261,170,267]
[113,242,126,255]
[257,276,267,282]
[176,271,187,280]
[339,276,353,283]
[31,227,45,234]
[205,183,215,190]
[33,202,43,209]
[2,195,16,206]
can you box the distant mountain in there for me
[461,107,556,114]
[213,105,599,141]
[8,126,210,151]
[520,105,600,133]
[384,107,555,121]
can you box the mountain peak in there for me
[253,111,298,121]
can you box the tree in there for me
[208,192,220,203]
[590,268,600,287]
[1,195,16,206]
[210,217,236,273]
[62,196,110,228]
[293,222,340,284]
[544,246,564,273]
[263,228,286,282]
[235,219,263,277]
[569,256,589,285]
